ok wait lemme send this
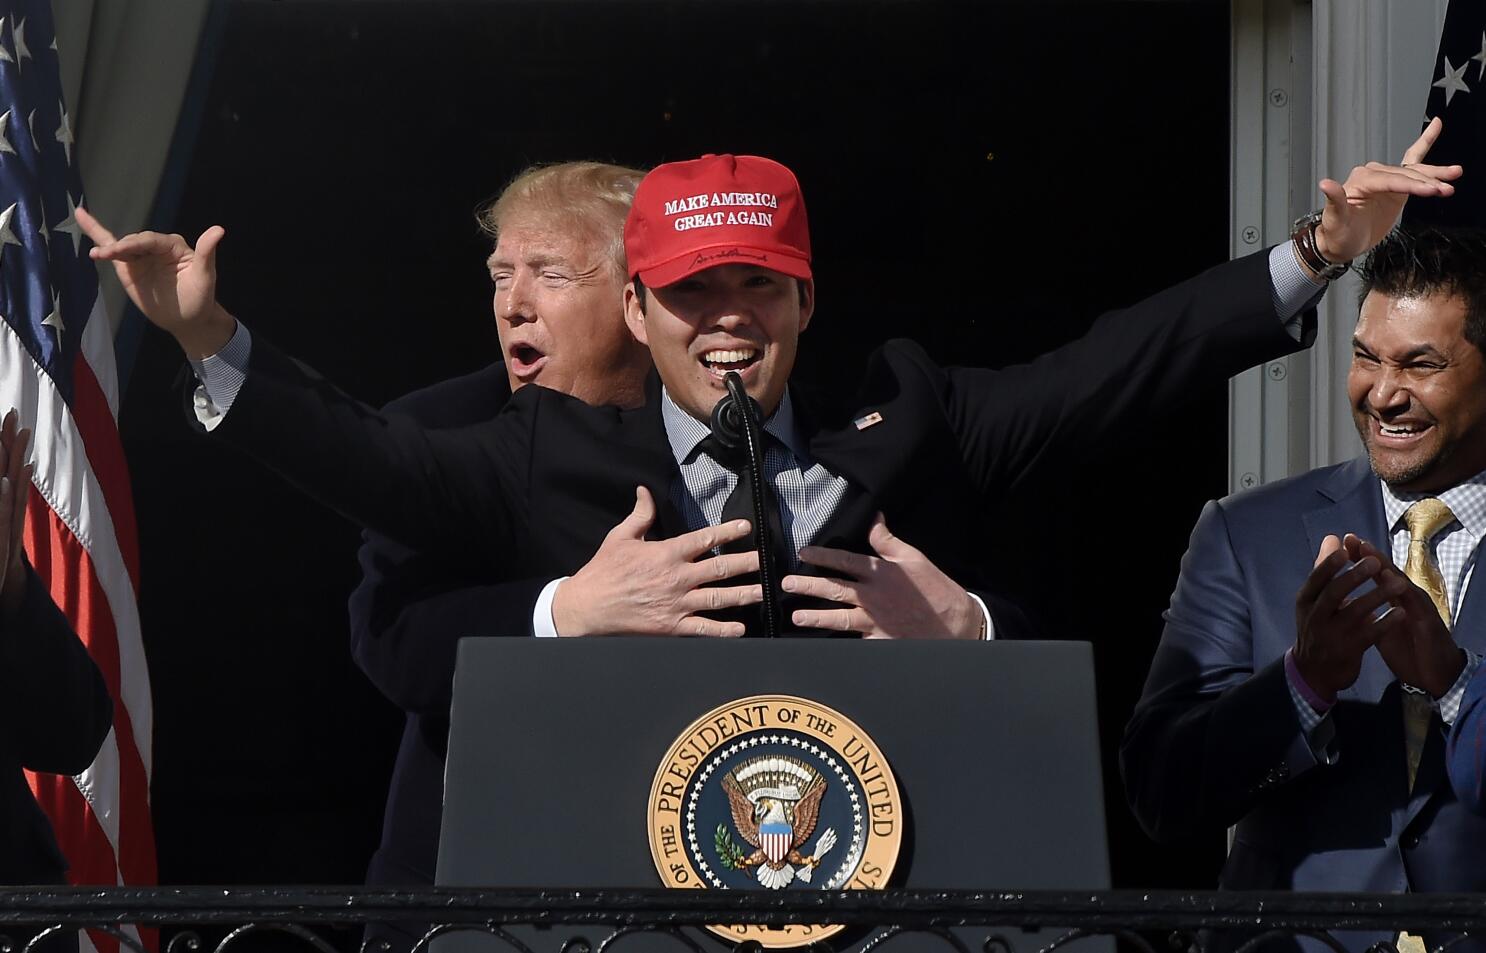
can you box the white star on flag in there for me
[1434,56,1472,107]
[41,291,62,338]
[53,192,82,254]
[53,99,71,163]
[0,202,22,263]
[0,110,16,156]
[0,0,159,921]
[12,17,29,68]
[1474,32,1486,80]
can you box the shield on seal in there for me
[759,819,792,865]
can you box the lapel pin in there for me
[853,411,884,431]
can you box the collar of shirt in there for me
[659,386,812,468]
[1380,468,1486,544]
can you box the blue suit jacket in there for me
[1123,457,1486,951]
[1449,635,1486,812]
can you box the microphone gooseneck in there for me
[712,372,783,638]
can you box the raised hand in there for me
[0,410,33,612]
[75,206,236,359]
[1343,535,1465,698]
[1314,117,1462,265]
[783,513,982,639]
[551,486,764,637]
[1292,533,1408,703]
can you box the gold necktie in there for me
[1397,500,1455,953]
[1401,498,1456,792]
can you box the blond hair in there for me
[478,161,646,277]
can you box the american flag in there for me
[0,2,155,949]
[1407,0,1486,228]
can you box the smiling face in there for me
[623,264,815,423]
[488,214,651,408]
[1349,289,1486,493]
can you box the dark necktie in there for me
[697,434,792,636]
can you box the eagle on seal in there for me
[721,756,838,889]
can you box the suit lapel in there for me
[1302,458,1394,701]
[795,385,898,550]
[1299,460,1436,820]
[1454,547,1486,653]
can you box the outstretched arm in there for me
[77,210,527,560]
[944,123,1460,499]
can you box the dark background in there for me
[118,0,1231,897]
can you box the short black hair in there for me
[1356,226,1486,354]
[630,274,811,312]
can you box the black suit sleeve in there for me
[940,248,1313,497]
[348,528,550,715]
[344,366,554,716]
[0,566,112,775]
[204,335,534,570]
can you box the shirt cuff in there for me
[1269,242,1327,339]
[1285,646,1333,733]
[532,576,567,638]
[188,320,253,417]
[1283,648,1339,767]
[966,591,995,640]
[1437,648,1483,726]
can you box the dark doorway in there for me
[123,0,1231,904]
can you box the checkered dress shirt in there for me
[1289,471,1486,732]
[659,388,847,571]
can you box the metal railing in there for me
[1,888,1484,953]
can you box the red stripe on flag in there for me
[24,498,157,953]
[24,499,157,885]
[26,773,121,953]
[69,353,140,590]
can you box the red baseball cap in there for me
[624,154,812,287]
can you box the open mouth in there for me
[1373,417,1433,445]
[509,344,548,379]
[699,347,761,380]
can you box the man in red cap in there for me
[74,137,1456,641]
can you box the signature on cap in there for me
[692,248,770,266]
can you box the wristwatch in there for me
[1290,210,1351,281]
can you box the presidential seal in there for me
[647,695,902,948]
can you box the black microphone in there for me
[708,376,761,452]
[710,372,783,638]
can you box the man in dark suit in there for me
[347,161,653,949]
[74,127,1455,642]
[0,411,113,899]
[1122,226,1486,953]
